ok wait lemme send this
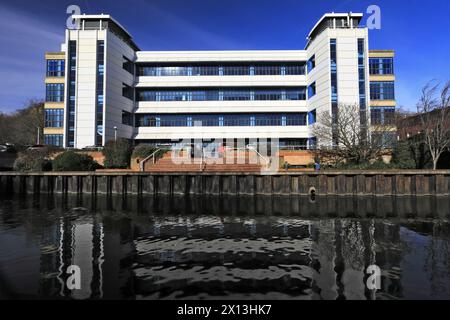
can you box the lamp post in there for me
[37,126,40,145]
[114,126,117,141]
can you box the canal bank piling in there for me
[1,171,450,197]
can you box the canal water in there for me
[0,194,449,300]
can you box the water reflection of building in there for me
[2,194,449,299]
[35,196,136,300]
[130,196,414,300]
[37,214,102,299]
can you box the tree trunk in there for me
[433,158,438,171]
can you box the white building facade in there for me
[43,13,396,150]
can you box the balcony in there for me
[134,125,310,141]
[136,75,307,88]
[135,100,308,114]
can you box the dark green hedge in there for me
[53,151,100,171]
[102,138,132,169]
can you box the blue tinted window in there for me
[67,40,77,147]
[46,59,65,77]
[308,83,316,98]
[139,64,306,77]
[46,83,64,102]
[44,134,63,147]
[96,40,105,146]
[136,113,307,127]
[371,107,396,125]
[369,58,394,75]
[308,109,316,125]
[45,109,64,127]
[138,88,307,102]
[307,55,316,73]
[330,39,338,145]
[358,39,367,120]
[370,82,395,100]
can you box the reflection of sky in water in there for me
[0,194,449,300]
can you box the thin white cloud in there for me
[137,0,244,49]
[0,6,63,51]
[0,5,64,113]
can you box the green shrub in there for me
[13,149,52,172]
[53,151,100,171]
[102,138,132,169]
[392,141,418,169]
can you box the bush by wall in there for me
[13,149,52,172]
[52,151,100,171]
[391,141,418,169]
[102,138,132,169]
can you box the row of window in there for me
[370,82,395,100]
[358,38,367,126]
[330,38,339,144]
[371,107,395,125]
[369,58,394,75]
[46,59,65,77]
[137,88,307,102]
[138,64,306,77]
[135,113,308,127]
[44,106,388,129]
[137,138,314,150]
[96,40,105,146]
[45,83,64,102]
[67,41,77,147]
[44,134,63,147]
[45,109,64,127]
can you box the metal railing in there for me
[136,115,308,128]
[203,146,271,167]
[138,65,306,77]
[139,148,165,171]
[245,146,271,167]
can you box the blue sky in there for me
[0,0,449,113]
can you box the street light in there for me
[36,126,40,145]
[114,126,118,141]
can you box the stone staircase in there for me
[143,150,266,173]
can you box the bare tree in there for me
[312,103,392,165]
[417,81,450,170]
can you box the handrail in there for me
[139,148,163,171]
[245,146,271,167]
[214,146,271,167]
